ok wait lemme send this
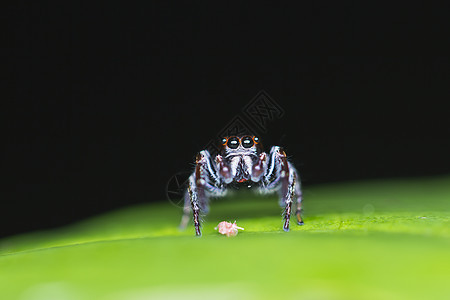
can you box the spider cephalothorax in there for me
[180,135,304,236]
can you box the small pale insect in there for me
[215,221,244,237]
[179,135,304,236]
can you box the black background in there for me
[3,2,449,238]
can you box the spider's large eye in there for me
[227,136,240,149]
[242,136,254,148]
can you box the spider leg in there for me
[179,190,191,230]
[179,180,223,230]
[295,177,304,225]
[283,162,304,229]
[279,150,294,232]
[264,147,303,231]
[180,179,218,230]
[181,150,226,236]
[188,177,202,236]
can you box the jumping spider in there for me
[180,135,304,236]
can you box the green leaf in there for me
[1,176,449,299]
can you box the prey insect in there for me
[180,135,304,236]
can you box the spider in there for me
[179,135,304,236]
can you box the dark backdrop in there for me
[3,2,449,238]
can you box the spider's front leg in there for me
[265,147,303,232]
[180,150,227,236]
[295,175,304,226]
[282,171,298,232]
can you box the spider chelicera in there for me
[179,135,304,236]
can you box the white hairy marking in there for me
[266,146,279,179]
[242,155,253,173]
[200,150,219,184]
[229,156,240,176]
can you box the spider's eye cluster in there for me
[222,136,260,149]
[241,136,254,148]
